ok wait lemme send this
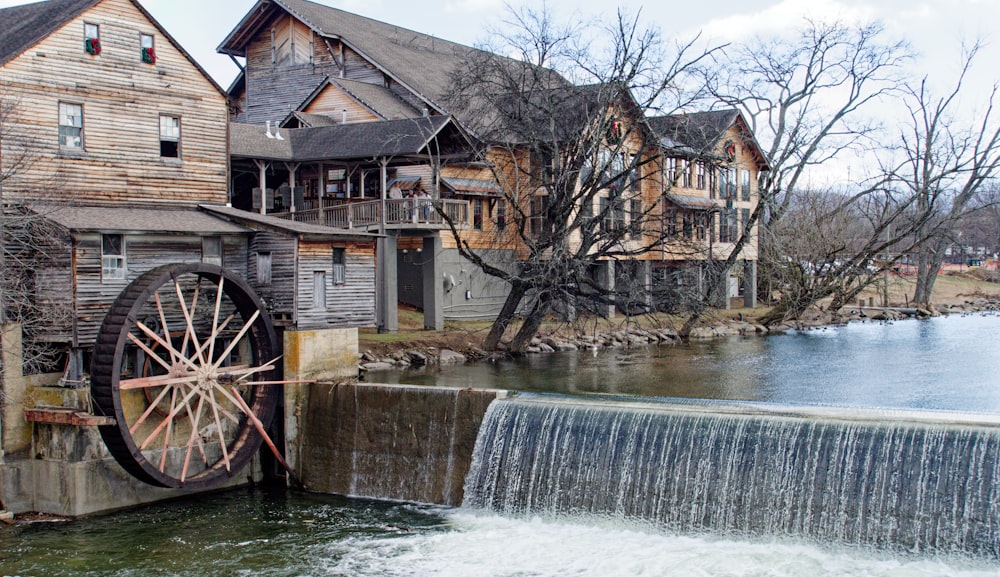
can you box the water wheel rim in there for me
[90,262,279,490]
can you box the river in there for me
[2,314,999,576]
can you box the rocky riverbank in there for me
[358,295,1000,373]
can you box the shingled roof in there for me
[0,0,227,95]
[0,0,97,66]
[647,109,770,170]
[34,204,250,235]
[230,115,474,163]
[219,0,565,117]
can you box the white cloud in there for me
[694,0,880,43]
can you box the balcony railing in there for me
[272,198,471,231]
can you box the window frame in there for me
[140,32,156,64]
[101,234,126,282]
[332,248,346,285]
[84,22,100,55]
[473,198,484,231]
[159,115,181,159]
[58,102,84,151]
[202,236,222,266]
[741,169,751,201]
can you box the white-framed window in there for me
[332,248,346,285]
[84,23,100,55]
[202,236,222,266]
[160,115,181,158]
[666,157,678,186]
[313,271,327,309]
[102,234,126,281]
[59,102,83,150]
[256,252,272,285]
[696,162,707,190]
[681,160,692,188]
[140,33,156,64]
[741,169,751,201]
[495,200,507,231]
[473,199,484,230]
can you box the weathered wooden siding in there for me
[296,241,375,329]
[302,85,380,122]
[242,13,328,124]
[248,231,297,320]
[73,233,248,347]
[0,0,229,206]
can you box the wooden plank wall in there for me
[296,241,375,329]
[248,230,297,320]
[302,86,380,123]
[0,0,229,206]
[73,233,248,347]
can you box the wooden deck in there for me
[273,198,471,231]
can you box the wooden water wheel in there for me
[90,263,281,490]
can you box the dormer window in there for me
[84,23,101,55]
[140,33,156,64]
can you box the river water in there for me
[3,315,1000,576]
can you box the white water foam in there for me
[317,511,999,577]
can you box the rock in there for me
[688,327,716,339]
[406,350,428,366]
[439,349,468,364]
[537,343,555,353]
[360,362,395,371]
[361,351,379,363]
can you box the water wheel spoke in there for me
[139,386,200,451]
[211,309,261,371]
[128,328,174,373]
[153,292,178,367]
[132,321,199,373]
[181,396,206,483]
[120,372,199,391]
[208,277,225,364]
[158,386,180,472]
[208,387,231,472]
[175,278,207,366]
[129,382,182,436]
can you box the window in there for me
[682,211,694,239]
[666,158,678,186]
[728,168,738,199]
[720,208,738,243]
[313,271,326,309]
[628,155,641,191]
[742,208,751,237]
[495,200,507,231]
[600,196,625,234]
[473,198,483,230]
[102,234,126,281]
[529,196,549,236]
[160,116,180,158]
[696,162,707,190]
[681,160,692,188]
[202,237,222,266]
[332,248,346,285]
[256,252,272,285]
[741,169,751,201]
[140,33,156,64]
[84,23,101,55]
[664,209,678,237]
[59,102,83,149]
[629,198,643,237]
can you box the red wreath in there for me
[724,140,737,161]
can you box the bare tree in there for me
[1,87,74,376]
[893,44,1000,305]
[444,5,719,351]
[701,20,912,307]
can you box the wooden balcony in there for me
[273,198,471,231]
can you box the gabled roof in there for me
[647,109,770,170]
[283,77,422,127]
[219,0,563,116]
[0,0,98,66]
[0,0,228,96]
[230,115,474,163]
[199,204,378,242]
[34,204,250,235]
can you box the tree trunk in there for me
[913,238,946,306]
[482,282,526,351]
[508,292,551,353]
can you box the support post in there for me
[743,259,757,309]
[423,236,444,330]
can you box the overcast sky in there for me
[2,0,992,92]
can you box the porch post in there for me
[422,236,444,330]
[254,159,268,215]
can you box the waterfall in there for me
[463,395,1000,556]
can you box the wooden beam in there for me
[24,407,116,426]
